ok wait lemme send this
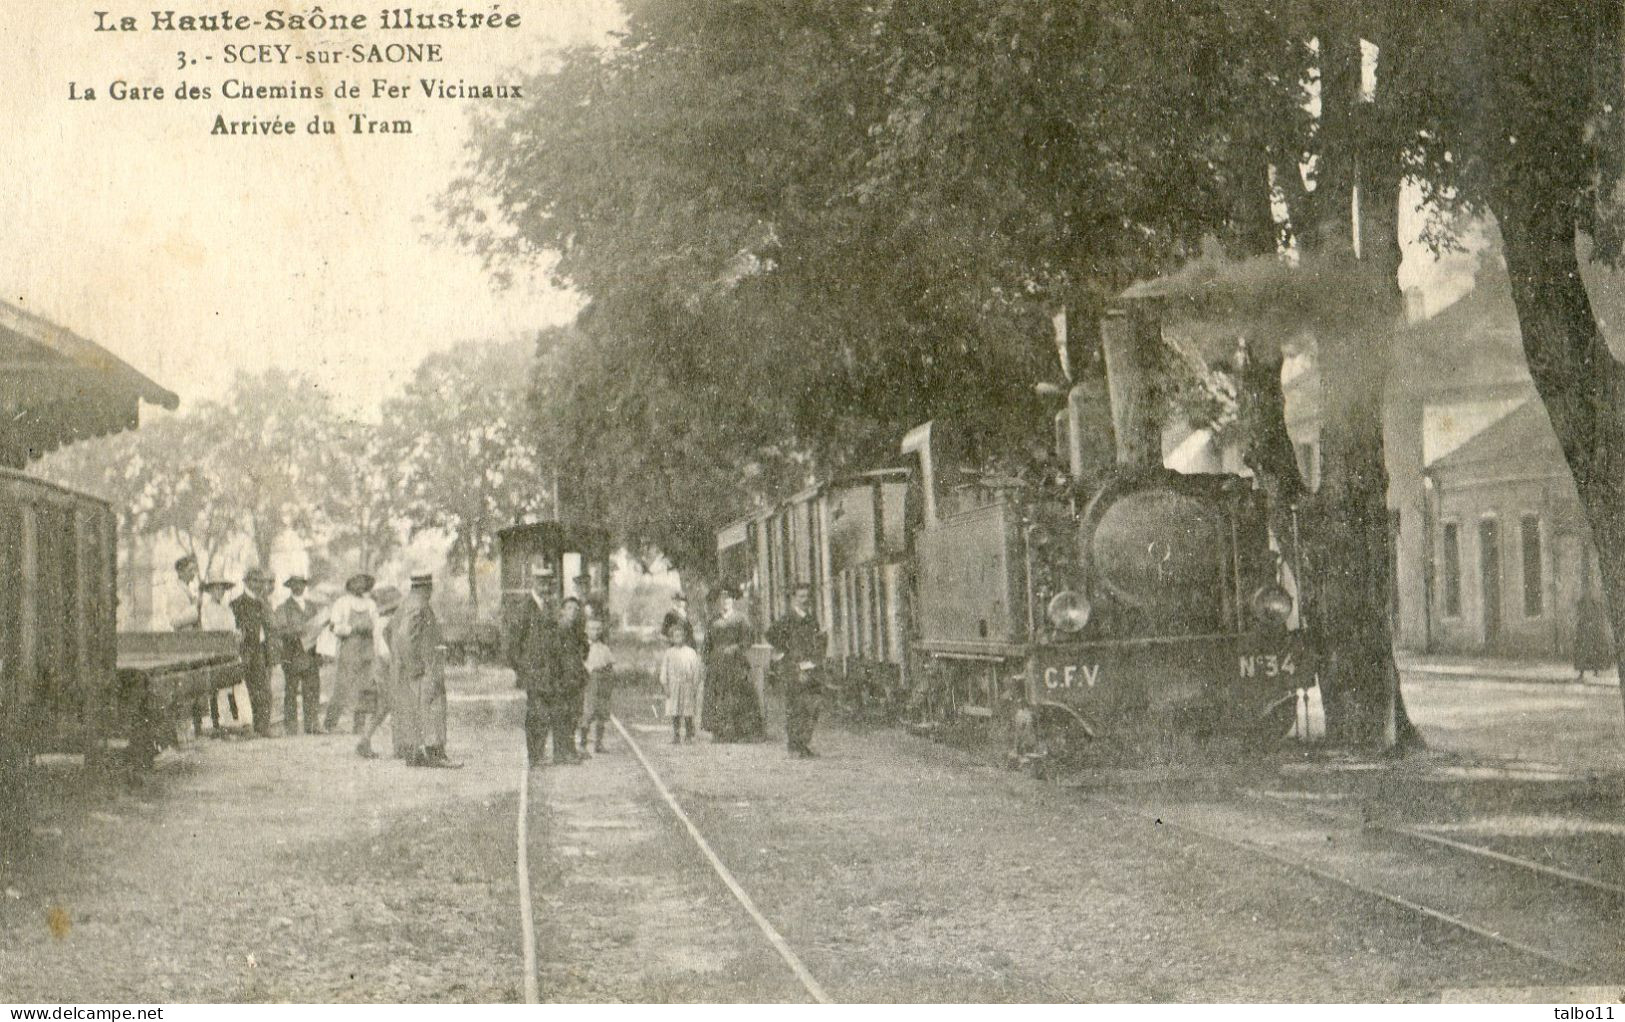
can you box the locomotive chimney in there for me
[1099,304,1164,471]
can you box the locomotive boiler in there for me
[904,437,1308,753]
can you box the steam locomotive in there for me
[716,309,1314,755]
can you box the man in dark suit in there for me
[232,567,276,738]
[510,561,561,765]
[274,574,324,734]
[767,583,826,758]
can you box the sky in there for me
[2,0,624,420]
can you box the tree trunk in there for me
[1302,23,1418,749]
[1314,300,1408,746]
[1495,196,1625,716]
[466,531,481,615]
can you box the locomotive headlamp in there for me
[1250,584,1294,625]
[1047,590,1092,633]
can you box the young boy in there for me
[656,618,704,743]
[578,616,615,753]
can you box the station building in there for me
[1159,255,1621,659]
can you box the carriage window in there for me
[1441,522,1461,617]
[1521,514,1543,617]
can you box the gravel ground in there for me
[1,663,1614,1004]
[592,686,1578,1002]
[0,666,527,1003]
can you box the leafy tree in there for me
[455,0,1625,745]
[201,370,337,570]
[320,420,400,574]
[381,339,550,610]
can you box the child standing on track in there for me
[657,618,703,744]
[578,615,615,754]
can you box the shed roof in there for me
[0,298,178,467]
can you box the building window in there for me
[1521,514,1544,617]
[1441,522,1461,617]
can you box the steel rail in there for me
[1092,795,1586,976]
[611,715,834,1004]
[1244,790,1625,901]
[517,744,540,1004]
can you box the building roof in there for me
[0,298,178,467]
[1427,398,1565,477]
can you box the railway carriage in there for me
[496,521,614,665]
[717,470,912,713]
[0,470,120,773]
[0,298,233,826]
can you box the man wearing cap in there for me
[511,560,569,765]
[767,583,826,758]
[232,568,277,738]
[274,574,324,735]
[396,565,458,767]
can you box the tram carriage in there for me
[717,470,911,711]
[496,521,614,664]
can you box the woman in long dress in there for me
[324,573,378,733]
[702,588,762,742]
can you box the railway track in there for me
[514,717,834,1004]
[1090,786,1624,980]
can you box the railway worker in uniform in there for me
[231,567,277,738]
[511,560,560,766]
[199,578,245,734]
[767,583,826,759]
[274,574,324,735]
[325,573,379,735]
[657,615,704,744]
[544,597,591,761]
[397,567,459,768]
[702,586,762,743]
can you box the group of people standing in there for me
[510,560,617,765]
[650,581,829,758]
[157,554,459,768]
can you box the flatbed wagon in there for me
[114,631,245,767]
